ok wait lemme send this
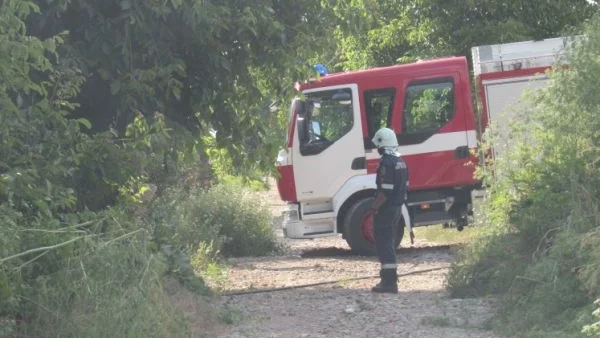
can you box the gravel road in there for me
[213,186,500,338]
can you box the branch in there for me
[99,229,145,248]
[18,228,87,234]
[515,275,546,284]
[532,226,561,260]
[0,236,88,264]
[57,218,106,231]
[2,219,104,235]
[14,250,49,271]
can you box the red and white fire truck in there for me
[275,37,570,254]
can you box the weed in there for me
[336,278,352,288]
[420,316,452,327]
[414,224,482,244]
[151,181,279,258]
[219,305,243,325]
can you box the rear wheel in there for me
[343,197,404,256]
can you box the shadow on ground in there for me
[300,244,459,258]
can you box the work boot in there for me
[371,269,398,293]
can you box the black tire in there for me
[343,197,404,256]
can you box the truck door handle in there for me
[455,146,469,159]
[351,157,366,170]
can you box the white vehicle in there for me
[276,37,570,254]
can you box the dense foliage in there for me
[321,0,598,70]
[150,182,279,259]
[22,0,336,175]
[4,0,596,176]
[447,16,600,338]
[0,1,278,336]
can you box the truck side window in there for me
[299,88,354,156]
[364,88,395,149]
[401,79,454,143]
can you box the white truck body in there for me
[472,37,571,157]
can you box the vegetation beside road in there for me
[0,3,278,336]
[447,17,600,338]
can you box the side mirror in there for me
[292,98,308,116]
[297,116,308,144]
[293,98,309,144]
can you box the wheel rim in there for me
[361,210,375,243]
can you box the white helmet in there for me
[372,127,398,148]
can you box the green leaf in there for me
[110,81,121,95]
[170,0,183,9]
[77,118,92,130]
[120,0,132,10]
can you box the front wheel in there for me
[343,198,404,256]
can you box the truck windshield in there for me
[299,88,354,155]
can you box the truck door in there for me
[292,84,365,211]
[397,73,477,191]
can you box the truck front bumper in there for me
[282,204,336,239]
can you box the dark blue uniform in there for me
[374,152,409,267]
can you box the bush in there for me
[151,181,279,258]
[207,183,278,257]
[447,15,600,337]
[75,113,207,211]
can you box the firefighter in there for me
[370,127,409,293]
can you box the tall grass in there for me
[150,181,279,259]
[1,209,193,338]
[2,175,280,337]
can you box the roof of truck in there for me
[298,57,468,91]
[471,37,571,76]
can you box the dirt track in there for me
[211,187,500,338]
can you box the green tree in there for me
[0,2,198,332]
[321,0,598,70]
[425,0,598,61]
[0,0,84,220]
[24,0,334,175]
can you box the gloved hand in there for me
[362,210,375,243]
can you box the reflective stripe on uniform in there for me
[381,183,394,190]
[381,264,397,269]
